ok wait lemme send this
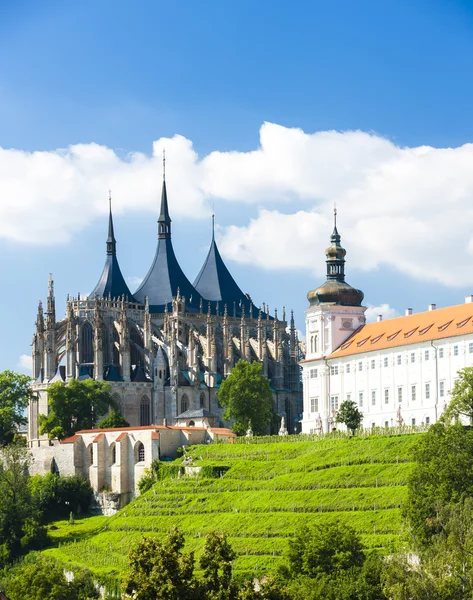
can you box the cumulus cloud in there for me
[365,304,400,323]
[3,122,473,286]
[16,354,31,374]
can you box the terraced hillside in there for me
[45,433,421,582]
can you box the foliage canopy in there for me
[336,400,363,434]
[0,370,32,446]
[39,379,115,439]
[218,360,274,436]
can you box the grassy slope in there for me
[43,434,420,581]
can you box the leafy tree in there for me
[97,409,129,429]
[0,445,47,566]
[286,522,365,579]
[200,531,239,599]
[29,473,93,520]
[383,499,473,600]
[0,370,32,446]
[404,421,473,544]
[336,400,363,435]
[218,360,274,436]
[39,379,115,440]
[122,528,199,600]
[443,366,473,422]
[1,554,99,600]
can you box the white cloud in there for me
[3,122,473,286]
[16,354,31,374]
[365,304,400,323]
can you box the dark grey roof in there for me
[104,365,123,382]
[133,180,203,313]
[131,365,151,382]
[49,366,65,383]
[89,205,136,301]
[193,223,258,318]
[175,408,215,420]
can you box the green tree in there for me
[97,409,129,429]
[0,445,47,566]
[122,528,199,600]
[218,360,274,436]
[200,531,239,599]
[443,366,473,422]
[404,421,473,544]
[1,554,99,600]
[336,400,363,435]
[29,473,93,521]
[0,370,32,446]
[39,379,115,440]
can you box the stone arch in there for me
[86,443,93,468]
[134,441,145,463]
[180,393,189,414]
[188,420,195,427]
[140,395,151,426]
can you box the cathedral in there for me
[28,168,302,445]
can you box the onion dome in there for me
[307,210,364,307]
[133,162,203,313]
[89,195,135,301]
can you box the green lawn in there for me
[43,433,420,583]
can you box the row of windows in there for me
[322,342,473,375]
[309,381,447,413]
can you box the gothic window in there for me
[140,396,151,426]
[113,326,120,367]
[200,392,205,409]
[109,443,116,465]
[130,327,144,367]
[80,322,94,364]
[188,420,195,427]
[181,394,189,414]
[285,398,292,433]
[135,442,145,463]
[103,325,111,366]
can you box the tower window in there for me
[310,397,318,412]
[454,345,459,356]
[439,347,444,359]
[425,383,430,399]
[140,396,151,426]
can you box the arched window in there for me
[135,442,145,463]
[313,335,318,353]
[181,394,189,414]
[86,444,93,467]
[80,322,94,364]
[109,443,116,465]
[103,325,111,366]
[188,420,195,427]
[285,398,293,434]
[200,393,205,409]
[112,326,120,367]
[140,396,151,426]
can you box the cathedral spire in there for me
[107,190,117,255]
[158,150,171,240]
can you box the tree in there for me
[336,400,363,434]
[122,528,199,600]
[0,370,32,446]
[443,367,473,423]
[0,445,47,566]
[1,554,99,600]
[38,379,115,440]
[404,421,473,544]
[287,522,365,579]
[97,409,129,429]
[29,473,93,520]
[199,531,239,599]
[218,360,274,436]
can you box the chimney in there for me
[428,304,436,311]
[377,315,383,322]
[405,308,413,316]
[466,296,473,304]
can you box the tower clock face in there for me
[342,320,352,329]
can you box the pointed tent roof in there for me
[134,178,203,312]
[193,217,258,318]
[89,198,136,301]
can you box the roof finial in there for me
[109,189,112,212]
[334,203,337,229]
[212,203,215,240]
[163,147,166,181]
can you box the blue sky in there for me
[2,0,473,372]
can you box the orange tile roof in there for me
[328,302,473,359]
[151,431,160,440]
[60,434,80,444]
[116,432,128,442]
[93,433,104,443]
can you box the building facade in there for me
[29,172,302,446]
[301,213,473,433]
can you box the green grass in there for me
[43,433,421,583]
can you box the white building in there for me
[301,213,473,433]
